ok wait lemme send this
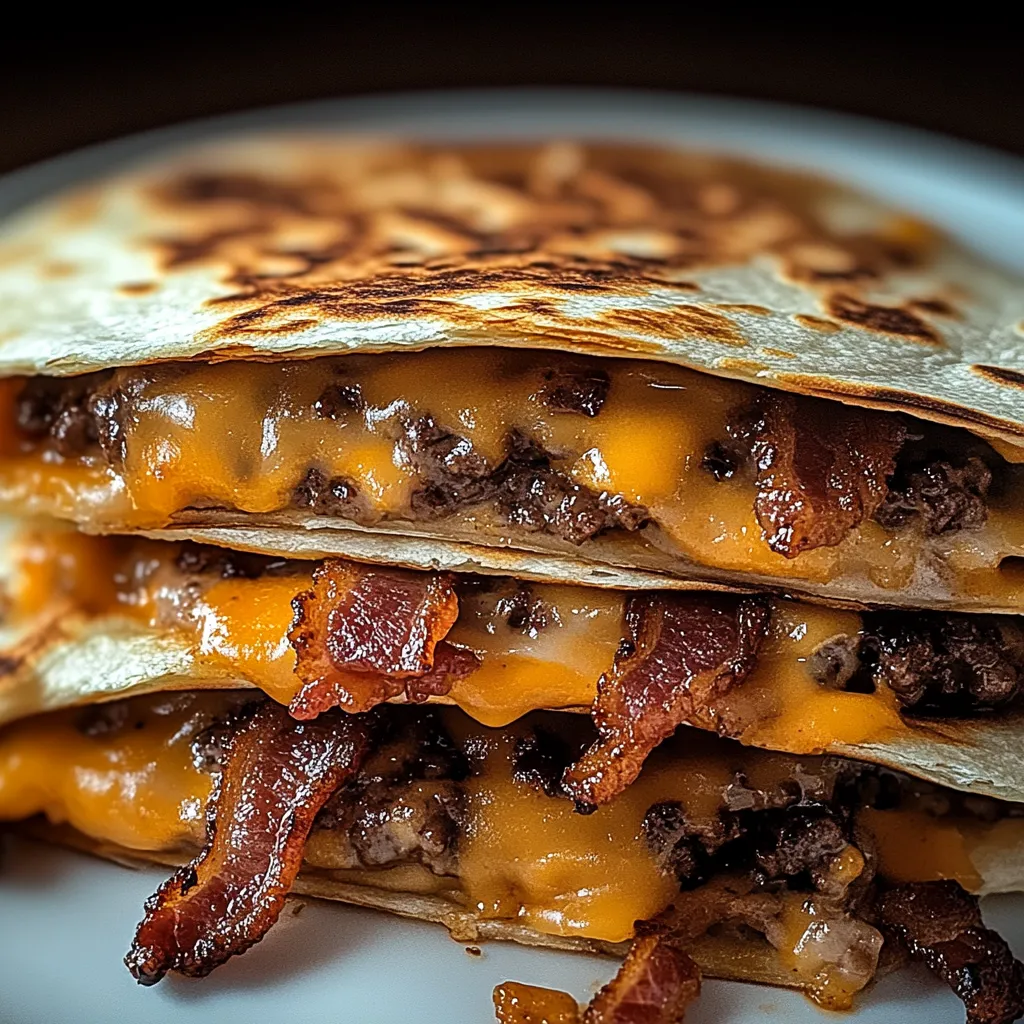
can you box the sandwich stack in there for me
[0,137,1021,1022]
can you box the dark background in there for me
[3,15,1023,173]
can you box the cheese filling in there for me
[1,349,1023,604]
[3,528,921,750]
[0,695,1018,948]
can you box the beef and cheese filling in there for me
[2,348,1023,607]
[0,694,1021,1020]
[3,529,1023,763]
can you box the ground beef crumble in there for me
[875,454,993,535]
[810,612,1024,714]
[312,710,467,876]
[407,426,650,544]
[15,373,111,458]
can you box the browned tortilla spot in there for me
[826,293,941,345]
[792,314,841,333]
[714,303,771,316]
[908,297,958,318]
[972,365,1024,390]
[38,261,78,280]
[117,281,159,296]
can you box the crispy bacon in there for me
[877,881,1024,1024]
[563,593,769,807]
[290,640,480,719]
[584,935,701,1024]
[752,393,904,557]
[288,560,475,717]
[124,700,377,984]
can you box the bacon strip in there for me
[563,594,770,807]
[124,701,377,984]
[877,881,1024,1024]
[752,392,904,557]
[288,560,475,717]
[583,935,701,1024]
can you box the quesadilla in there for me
[0,139,1023,610]
[2,524,1023,803]
[1,691,1022,1021]
[1,134,1024,1023]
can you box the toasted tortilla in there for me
[2,137,1024,610]
[10,821,940,994]
[30,820,830,990]
[0,136,1022,448]
[3,609,1024,804]
[19,819,1023,996]
[142,518,1013,614]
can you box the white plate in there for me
[0,89,1022,1023]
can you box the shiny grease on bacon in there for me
[750,392,904,558]
[125,701,378,984]
[563,593,770,807]
[288,560,478,717]
[704,392,1002,556]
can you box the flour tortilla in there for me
[25,819,831,991]
[142,517,1014,614]
[0,136,1022,447]
[51,821,1024,996]
[21,820,1024,994]
[2,137,1024,608]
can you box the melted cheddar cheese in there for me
[3,527,915,750]
[2,349,1023,602]
[0,693,213,850]
[0,697,1011,952]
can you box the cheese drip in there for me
[4,528,914,748]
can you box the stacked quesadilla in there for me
[0,137,1022,1022]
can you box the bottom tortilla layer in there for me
[4,692,1023,1017]
[26,820,881,993]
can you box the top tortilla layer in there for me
[0,136,1022,445]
